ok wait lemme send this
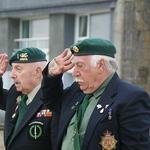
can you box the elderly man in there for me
[0,48,59,150]
[42,38,150,150]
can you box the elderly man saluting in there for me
[42,38,150,150]
[0,48,58,150]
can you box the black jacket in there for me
[0,77,54,150]
[42,71,150,150]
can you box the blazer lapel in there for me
[82,74,119,149]
[9,90,43,144]
[57,91,85,147]
[5,90,20,145]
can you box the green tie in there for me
[74,94,92,150]
[8,95,28,145]
[14,94,28,129]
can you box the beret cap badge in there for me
[72,46,79,53]
[19,53,28,61]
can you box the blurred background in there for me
[0,0,150,148]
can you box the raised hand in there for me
[0,52,9,76]
[48,49,74,76]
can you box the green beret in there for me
[70,38,116,58]
[9,47,47,65]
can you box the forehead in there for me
[11,63,32,68]
[72,55,91,63]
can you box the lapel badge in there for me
[11,105,19,123]
[75,101,79,106]
[100,108,104,113]
[12,113,16,119]
[11,112,18,124]
[97,104,102,109]
[11,105,19,119]
[71,105,75,110]
[97,104,104,114]
[71,101,79,110]
[16,95,21,104]
[100,130,117,150]
[108,108,112,120]
[105,105,109,109]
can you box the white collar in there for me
[26,83,41,105]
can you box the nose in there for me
[10,69,16,79]
[72,66,80,77]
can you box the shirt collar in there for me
[93,73,114,99]
[26,83,41,105]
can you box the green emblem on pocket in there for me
[28,121,43,140]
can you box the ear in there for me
[96,59,105,73]
[35,67,42,78]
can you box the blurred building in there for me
[0,0,150,93]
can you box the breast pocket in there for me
[28,121,44,141]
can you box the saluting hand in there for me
[48,49,74,76]
[0,52,9,76]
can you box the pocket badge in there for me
[28,121,43,140]
[100,130,117,150]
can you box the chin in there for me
[15,87,22,92]
[80,88,90,94]
[80,87,94,94]
[83,91,92,94]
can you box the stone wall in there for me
[121,0,150,93]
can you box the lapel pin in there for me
[71,101,79,110]
[108,108,112,120]
[75,101,79,106]
[12,113,16,119]
[71,105,76,110]
[97,104,102,109]
[71,105,75,110]
[105,105,109,109]
[100,108,104,113]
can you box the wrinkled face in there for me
[72,56,100,94]
[10,63,37,94]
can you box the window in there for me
[79,16,88,37]
[21,20,29,38]
[75,11,112,42]
[31,19,49,38]
[90,13,111,40]
[75,15,89,41]
[15,18,49,60]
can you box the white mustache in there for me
[74,78,84,82]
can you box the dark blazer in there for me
[0,77,53,150]
[42,72,150,150]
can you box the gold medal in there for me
[100,130,117,150]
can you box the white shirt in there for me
[26,83,41,105]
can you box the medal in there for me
[36,109,52,118]
[100,130,117,150]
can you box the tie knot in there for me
[85,94,93,100]
[21,95,28,103]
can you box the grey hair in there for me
[31,61,48,71]
[36,61,47,70]
[90,55,118,73]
